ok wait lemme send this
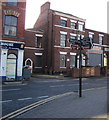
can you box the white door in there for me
[6,54,17,80]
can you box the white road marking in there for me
[18,97,32,101]
[1,96,49,103]
[50,83,88,88]
[0,100,12,103]
[1,88,21,92]
[38,96,49,99]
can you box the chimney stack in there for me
[41,2,50,13]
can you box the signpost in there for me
[69,36,93,97]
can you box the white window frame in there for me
[60,52,67,68]
[99,34,104,45]
[35,53,43,68]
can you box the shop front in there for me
[0,40,25,81]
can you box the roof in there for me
[25,28,44,34]
[51,9,86,22]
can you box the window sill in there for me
[34,67,42,68]
[3,35,18,38]
[6,4,18,7]
[60,67,66,68]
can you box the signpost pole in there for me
[79,35,82,97]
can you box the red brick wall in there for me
[25,31,36,47]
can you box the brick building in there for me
[0,0,26,81]
[24,29,45,73]
[25,2,109,75]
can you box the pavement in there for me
[16,87,108,119]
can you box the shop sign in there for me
[0,42,24,50]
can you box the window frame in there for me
[89,33,94,43]
[4,15,18,37]
[60,54,66,68]
[71,22,76,29]
[60,33,67,47]
[70,55,76,68]
[78,24,84,31]
[99,35,104,45]
[35,54,43,68]
[60,19,67,27]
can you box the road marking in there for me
[83,86,107,92]
[0,100,12,103]
[1,96,49,103]
[38,96,49,99]
[1,88,21,92]
[50,83,89,88]
[18,97,32,101]
[1,92,75,120]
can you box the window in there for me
[35,37,42,48]
[77,54,86,68]
[89,33,94,43]
[7,0,18,6]
[60,54,66,67]
[60,34,67,47]
[70,34,77,40]
[78,24,84,31]
[71,22,76,29]
[70,55,76,68]
[60,19,67,27]
[4,15,17,36]
[36,55,42,67]
[77,35,84,40]
[99,35,104,45]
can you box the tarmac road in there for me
[1,76,108,118]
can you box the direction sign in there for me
[69,37,93,50]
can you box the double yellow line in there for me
[0,92,75,120]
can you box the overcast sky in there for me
[25,0,108,33]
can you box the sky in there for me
[25,0,108,33]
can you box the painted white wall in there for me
[0,49,8,76]
[17,50,24,77]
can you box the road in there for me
[1,76,108,118]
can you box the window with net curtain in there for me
[4,15,17,37]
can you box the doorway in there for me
[6,54,17,80]
[25,58,33,73]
